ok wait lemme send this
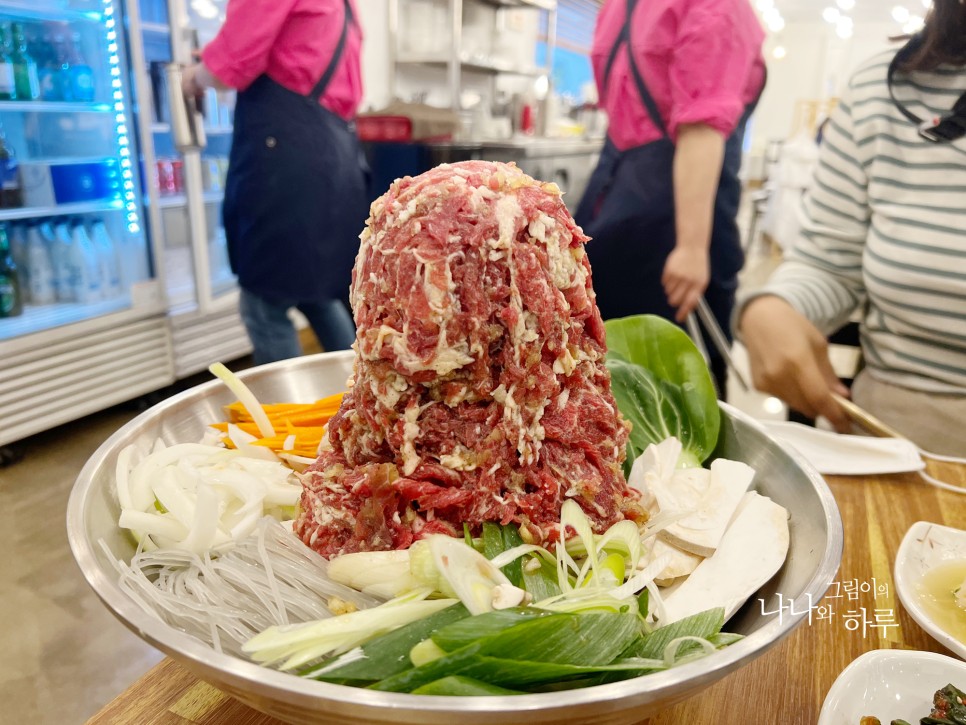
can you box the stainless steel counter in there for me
[427,137,605,156]
[484,138,603,206]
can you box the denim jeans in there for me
[239,288,356,365]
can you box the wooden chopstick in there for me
[830,392,910,441]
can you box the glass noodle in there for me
[100,517,380,657]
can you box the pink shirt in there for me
[202,0,363,121]
[593,0,765,151]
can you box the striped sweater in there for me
[747,50,966,394]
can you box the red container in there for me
[171,159,185,194]
[156,159,176,195]
[356,115,413,142]
[520,104,535,136]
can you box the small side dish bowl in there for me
[895,520,966,660]
[67,351,843,725]
[818,648,966,725]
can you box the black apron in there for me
[223,0,367,305]
[574,0,762,346]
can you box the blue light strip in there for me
[103,0,140,234]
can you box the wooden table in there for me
[89,462,966,725]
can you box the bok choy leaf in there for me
[604,315,720,471]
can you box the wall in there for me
[357,0,391,111]
[749,21,901,152]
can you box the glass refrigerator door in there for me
[138,0,232,314]
[0,0,157,341]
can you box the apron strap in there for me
[308,0,354,104]
[602,0,670,141]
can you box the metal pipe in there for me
[450,0,463,112]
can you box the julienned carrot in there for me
[249,427,328,457]
[213,392,344,459]
[226,393,344,424]
[210,421,261,436]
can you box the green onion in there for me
[302,603,468,681]
[411,676,524,696]
[431,607,554,652]
[243,589,457,670]
[625,608,725,661]
[208,362,275,439]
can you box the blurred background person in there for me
[737,0,966,454]
[575,0,766,392]
[182,0,366,365]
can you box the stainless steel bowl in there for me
[67,350,842,725]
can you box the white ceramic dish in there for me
[895,521,966,660]
[818,649,966,725]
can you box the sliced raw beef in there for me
[295,161,645,558]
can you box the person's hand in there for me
[181,63,207,98]
[662,245,709,322]
[739,295,851,430]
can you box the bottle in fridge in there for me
[93,219,146,293]
[66,32,94,102]
[0,122,21,208]
[69,218,101,302]
[89,219,120,298]
[0,223,23,317]
[36,31,61,102]
[10,23,39,101]
[0,24,15,101]
[45,221,73,302]
[25,223,55,304]
[8,221,25,272]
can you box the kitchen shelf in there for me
[0,1,103,24]
[156,190,224,209]
[141,22,171,35]
[476,0,556,9]
[0,100,112,114]
[24,156,117,166]
[0,296,131,342]
[0,199,123,222]
[151,123,231,135]
[390,0,557,113]
[398,56,549,77]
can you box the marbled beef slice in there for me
[294,160,645,558]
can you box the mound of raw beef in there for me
[294,160,645,558]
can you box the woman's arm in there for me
[740,295,852,428]
[181,0,299,96]
[662,1,763,320]
[663,123,725,321]
[181,63,230,96]
[737,86,871,426]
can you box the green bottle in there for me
[0,25,16,101]
[10,23,39,101]
[0,223,23,317]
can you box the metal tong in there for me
[687,296,914,442]
[686,296,751,393]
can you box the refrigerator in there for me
[0,0,175,450]
[130,0,250,380]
